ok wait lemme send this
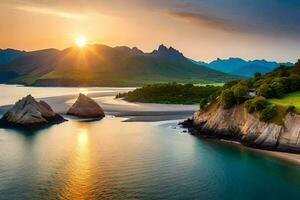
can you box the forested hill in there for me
[206,60,300,124]
[0,44,238,86]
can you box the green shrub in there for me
[277,77,291,93]
[257,83,273,98]
[286,105,296,113]
[244,96,270,114]
[260,105,277,122]
[239,79,252,87]
[222,80,240,90]
[244,99,255,113]
[270,81,285,98]
[252,96,269,111]
[199,98,208,110]
[289,76,300,91]
[220,89,235,109]
[233,84,248,104]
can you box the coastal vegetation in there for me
[186,60,300,154]
[268,91,300,112]
[116,83,221,105]
[213,60,300,123]
[117,60,300,124]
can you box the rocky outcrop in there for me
[186,105,300,153]
[150,44,186,60]
[0,95,66,128]
[67,93,105,118]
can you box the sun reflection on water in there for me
[59,125,93,199]
[78,128,89,147]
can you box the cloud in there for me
[15,5,85,19]
[167,0,300,38]
[166,10,238,32]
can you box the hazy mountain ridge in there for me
[0,49,27,64]
[0,48,60,65]
[114,46,144,55]
[195,57,293,77]
[0,44,237,86]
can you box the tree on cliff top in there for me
[233,84,248,104]
[220,89,235,109]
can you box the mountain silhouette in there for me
[0,44,237,86]
[195,58,293,77]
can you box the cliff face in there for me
[191,105,300,153]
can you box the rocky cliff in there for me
[187,105,300,153]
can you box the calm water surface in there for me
[0,84,133,106]
[0,86,300,200]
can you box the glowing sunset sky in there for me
[0,0,299,62]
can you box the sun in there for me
[75,36,87,47]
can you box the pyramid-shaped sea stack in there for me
[67,93,105,118]
[0,95,66,128]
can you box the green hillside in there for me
[0,44,238,86]
[201,60,300,124]
[116,83,221,104]
[269,91,300,112]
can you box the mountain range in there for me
[0,44,237,86]
[0,49,27,64]
[195,58,293,77]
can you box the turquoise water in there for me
[1,117,300,200]
[0,86,300,199]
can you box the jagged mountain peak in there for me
[0,43,238,86]
[151,44,185,60]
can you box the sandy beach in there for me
[252,148,300,166]
[0,87,198,122]
[220,139,300,166]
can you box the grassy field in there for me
[268,91,300,112]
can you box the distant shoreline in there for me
[0,85,198,122]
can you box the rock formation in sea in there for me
[0,95,66,128]
[67,93,105,118]
[183,105,300,153]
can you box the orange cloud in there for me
[166,10,238,32]
[15,5,85,19]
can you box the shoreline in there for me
[219,139,300,166]
[1,84,300,166]
[0,85,198,122]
